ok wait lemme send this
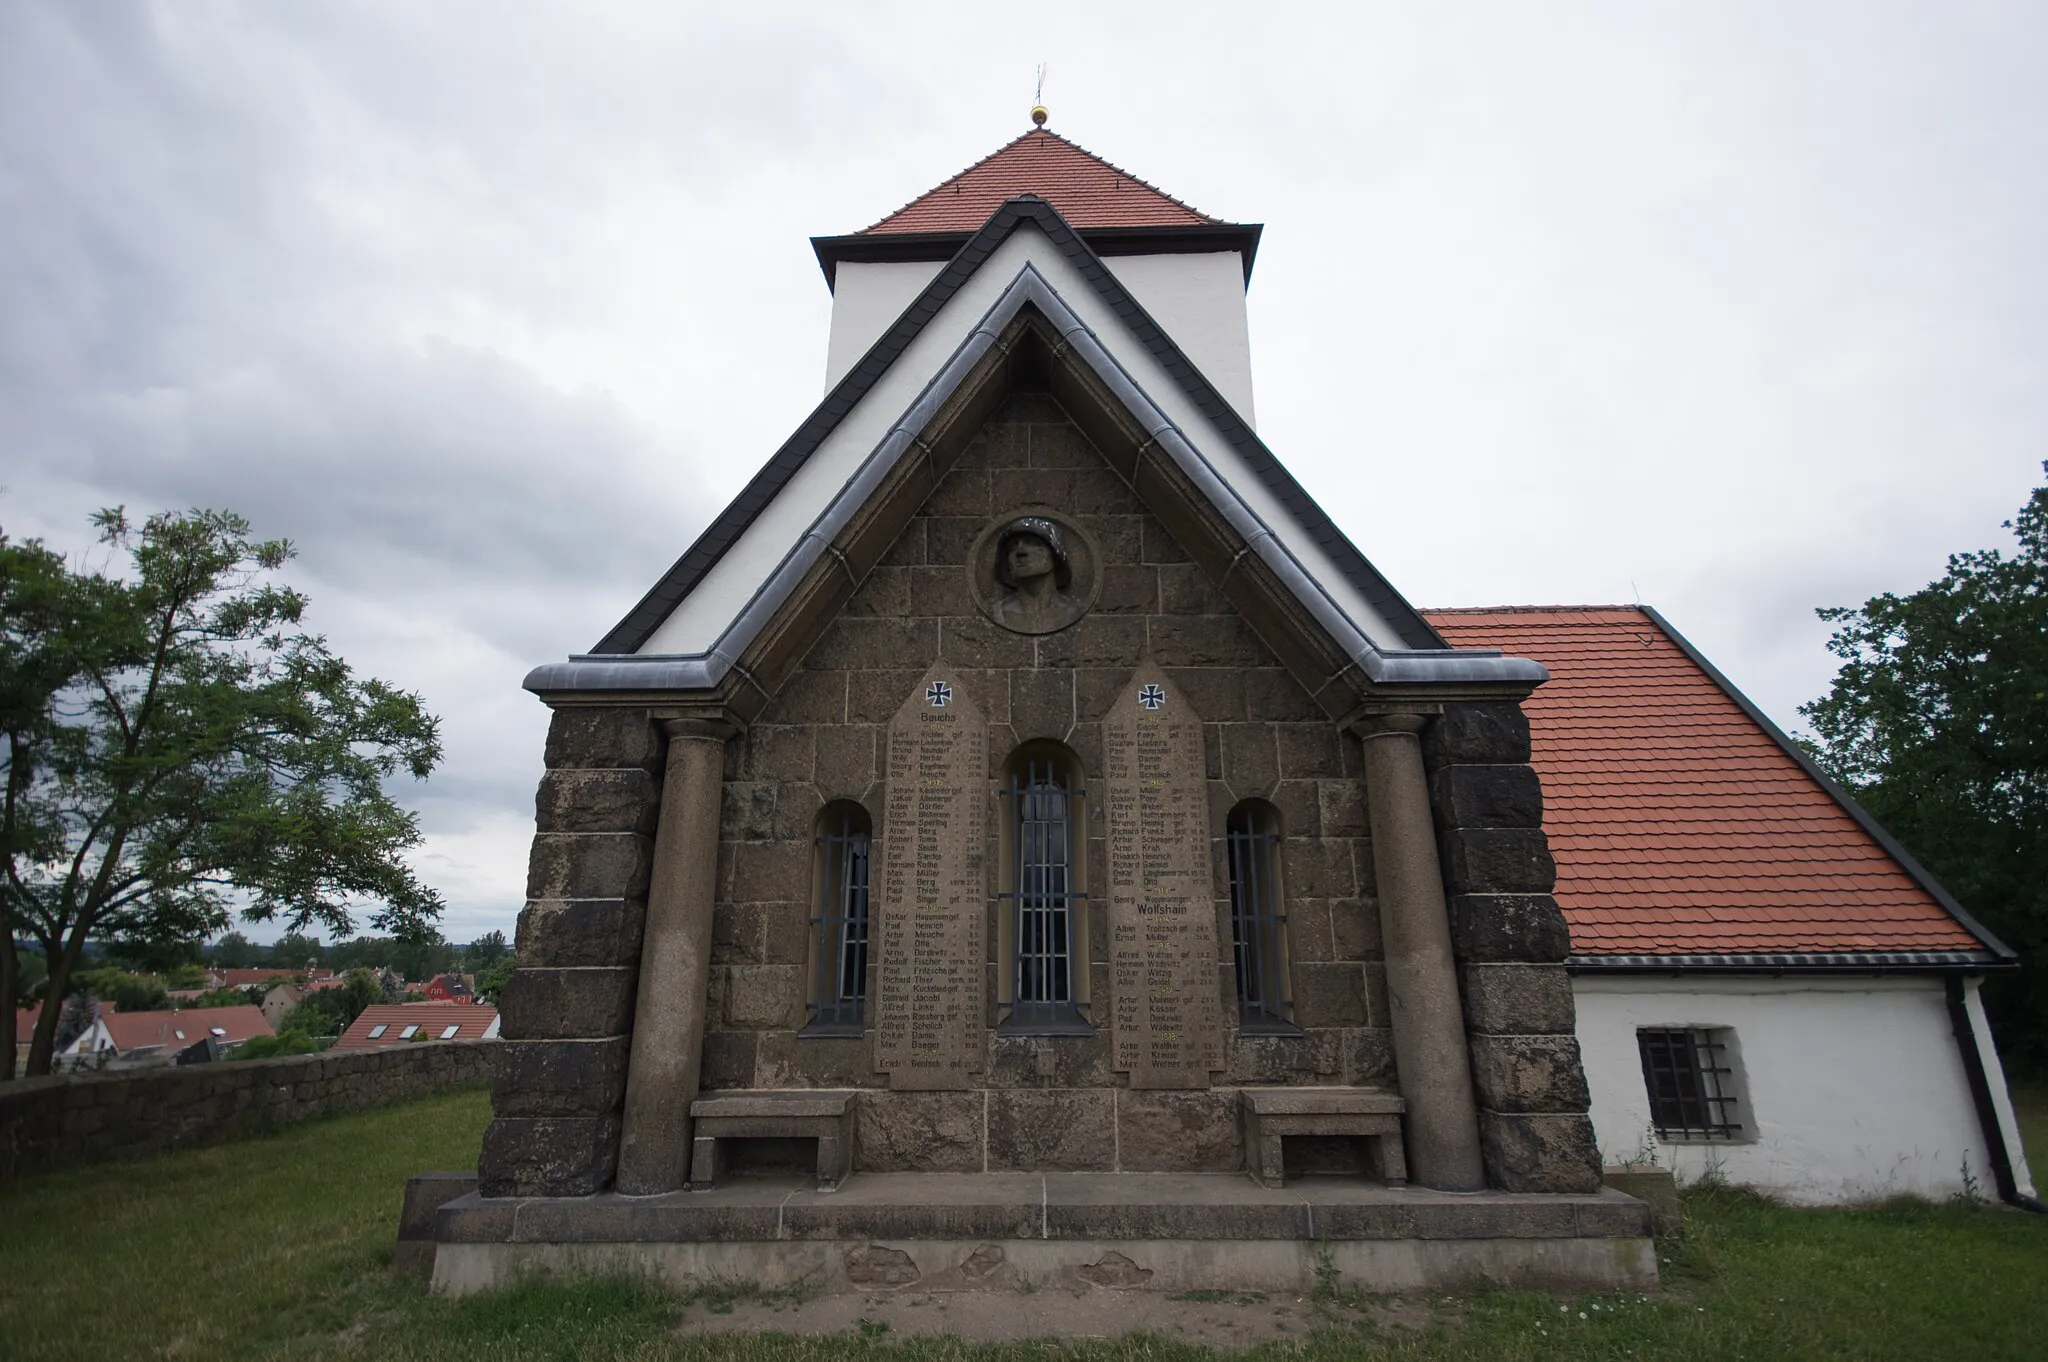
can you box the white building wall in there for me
[1101,252,1256,426]
[1573,974,2032,1205]
[824,260,946,390]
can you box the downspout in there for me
[1944,975,2046,1213]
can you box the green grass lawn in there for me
[3,1086,2047,1360]
[2011,1080,2047,1180]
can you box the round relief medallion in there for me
[968,510,1100,636]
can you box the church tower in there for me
[451,116,1646,1299]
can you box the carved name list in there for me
[874,666,987,1090]
[1105,664,1224,1088]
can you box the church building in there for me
[428,116,2028,1294]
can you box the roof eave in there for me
[811,221,1266,291]
[1568,950,2010,975]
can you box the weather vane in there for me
[1032,63,1049,127]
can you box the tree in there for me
[1802,465,2048,1071]
[280,966,379,1037]
[475,955,513,1005]
[268,931,325,971]
[462,929,509,972]
[0,509,444,1078]
[69,966,167,1013]
[210,930,260,968]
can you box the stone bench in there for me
[1240,1087,1407,1188]
[688,1089,855,1191]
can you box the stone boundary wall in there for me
[0,1040,490,1181]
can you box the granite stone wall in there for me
[1425,702,1603,1193]
[0,1041,488,1181]
[706,391,1392,1172]
[479,709,661,1197]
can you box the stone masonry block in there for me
[526,833,653,901]
[1291,962,1369,1028]
[986,1089,1114,1171]
[1460,963,1578,1035]
[1467,1035,1592,1113]
[1429,764,1544,831]
[488,1037,631,1118]
[1448,894,1572,964]
[478,1115,621,1197]
[516,899,646,969]
[534,768,660,836]
[497,967,636,1040]
[856,1091,984,1172]
[1478,1111,1603,1194]
[731,840,809,905]
[1116,1090,1243,1172]
[1440,828,1557,895]
[1422,703,1531,768]
[545,708,662,772]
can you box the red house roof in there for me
[1422,606,1997,962]
[332,1004,498,1051]
[862,129,1220,235]
[101,1005,273,1054]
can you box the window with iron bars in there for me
[1637,1027,1744,1140]
[1226,800,1296,1032]
[803,802,871,1035]
[1000,749,1090,1034]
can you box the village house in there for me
[334,1004,500,1052]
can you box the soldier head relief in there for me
[992,516,1087,634]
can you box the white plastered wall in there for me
[1574,974,2035,1205]
[824,260,946,390]
[644,221,1405,658]
[1101,252,1255,426]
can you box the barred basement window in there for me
[999,743,1090,1034]
[1227,799,1297,1032]
[1638,1027,1744,1140]
[803,801,872,1035]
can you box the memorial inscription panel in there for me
[1105,664,1224,1088]
[874,665,987,1090]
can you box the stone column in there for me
[1355,713,1487,1192]
[614,717,732,1196]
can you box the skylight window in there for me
[399,1024,419,1039]
[440,1024,461,1040]
[367,1024,388,1039]
[174,1029,186,1041]
[210,1027,226,1037]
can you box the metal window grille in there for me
[1002,758,1083,1028]
[1637,1028,1743,1139]
[1226,806,1292,1029]
[807,813,870,1030]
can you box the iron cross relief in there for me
[1138,683,1166,711]
[926,680,953,708]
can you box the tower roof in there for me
[862,129,1223,235]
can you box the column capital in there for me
[649,707,742,744]
[1350,711,1430,740]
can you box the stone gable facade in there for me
[482,385,1598,1196]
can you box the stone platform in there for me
[430,1173,1657,1297]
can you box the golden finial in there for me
[1031,104,1049,127]
[1032,63,1049,126]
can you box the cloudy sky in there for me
[5,3,2044,945]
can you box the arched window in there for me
[1227,799,1295,1032]
[803,801,871,1035]
[998,742,1091,1034]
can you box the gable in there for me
[861,129,1220,235]
[1426,606,2008,967]
[527,199,1544,715]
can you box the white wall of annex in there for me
[1573,974,2026,1205]
[1102,252,1257,427]
[824,260,947,389]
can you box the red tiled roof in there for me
[1422,606,1986,958]
[862,129,1220,235]
[332,1003,498,1051]
[101,1005,273,1053]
